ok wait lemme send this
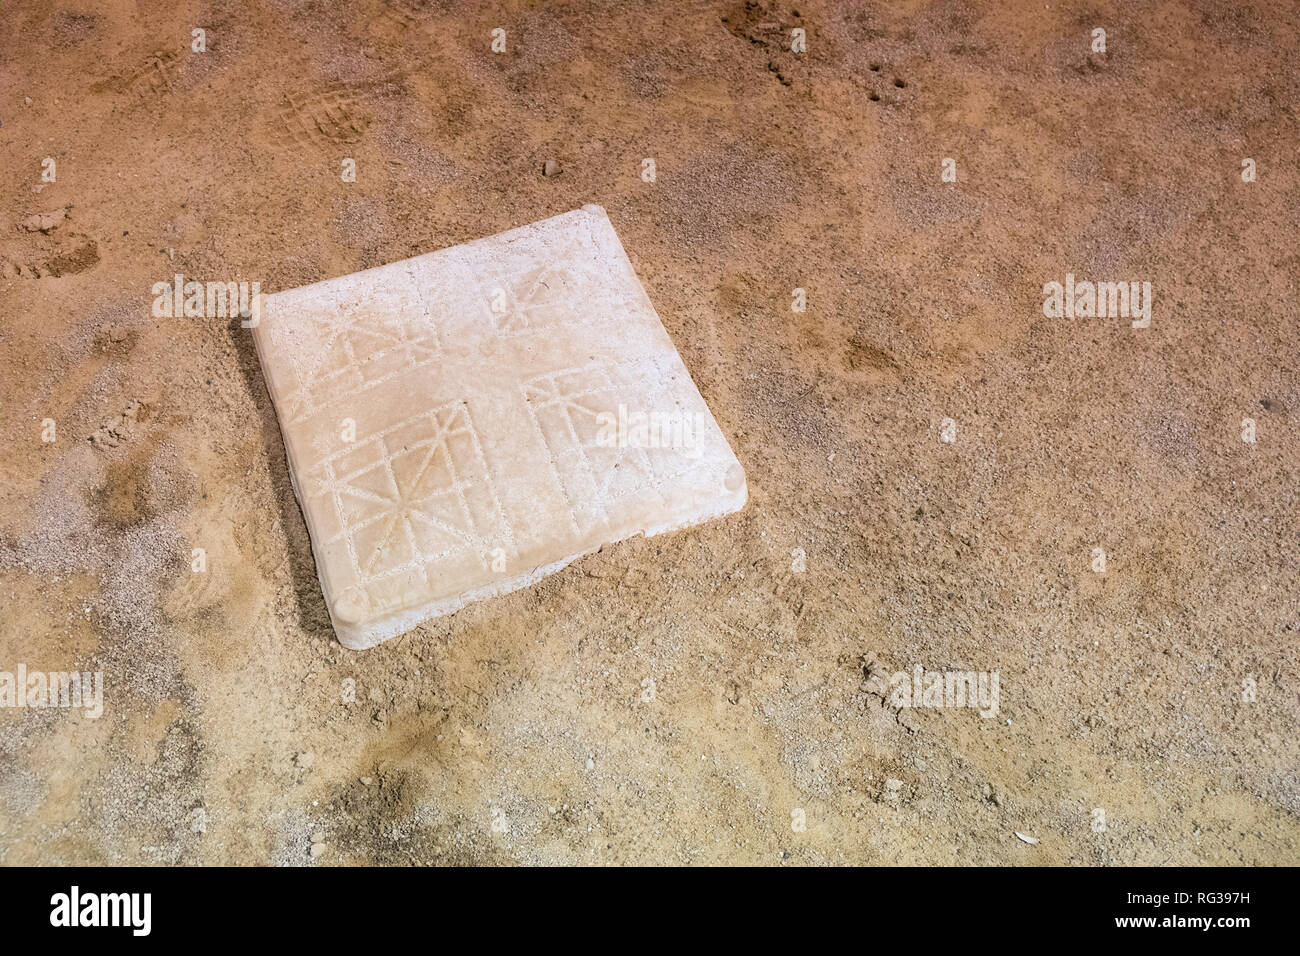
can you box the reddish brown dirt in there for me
[0,0,1296,865]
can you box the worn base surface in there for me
[255,206,746,648]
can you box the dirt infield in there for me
[0,0,1296,865]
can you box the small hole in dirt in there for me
[894,77,906,88]
[869,62,881,72]
[868,90,880,101]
